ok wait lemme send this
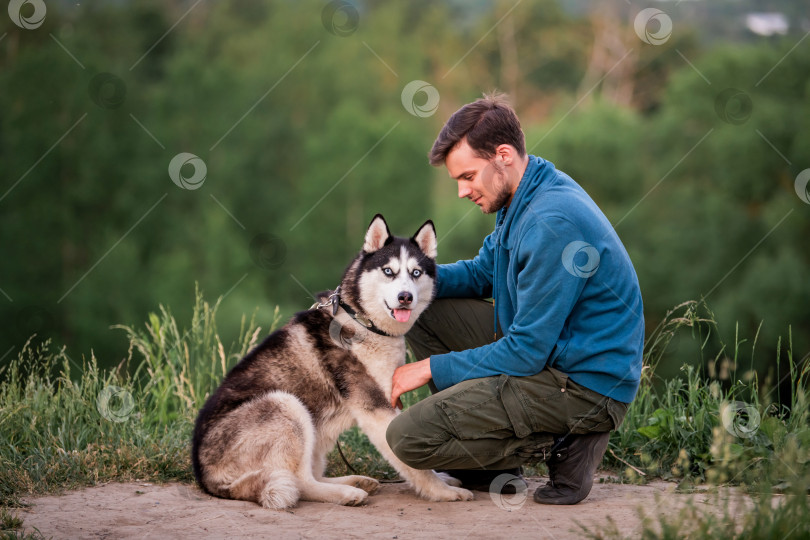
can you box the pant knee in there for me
[386,409,441,469]
[385,414,403,456]
[386,412,418,465]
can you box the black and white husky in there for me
[192,215,474,509]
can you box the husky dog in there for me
[192,215,474,509]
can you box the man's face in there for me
[445,139,513,214]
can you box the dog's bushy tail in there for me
[259,469,300,509]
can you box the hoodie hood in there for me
[498,155,554,249]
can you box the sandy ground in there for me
[19,475,746,539]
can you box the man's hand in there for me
[391,358,432,409]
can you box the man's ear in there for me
[496,144,515,166]
[412,220,437,259]
[363,214,391,253]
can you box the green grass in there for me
[606,301,810,492]
[588,300,810,539]
[0,292,807,538]
[0,288,268,507]
[1,506,44,540]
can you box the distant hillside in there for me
[559,0,807,45]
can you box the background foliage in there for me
[0,0,807,394]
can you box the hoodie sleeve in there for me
[435,230,496,299]
[430,217,588,390]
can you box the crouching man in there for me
[387,94,644,505]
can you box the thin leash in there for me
[335,439,359,475]
[334,439,404,483]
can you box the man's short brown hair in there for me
[428,93,526,167]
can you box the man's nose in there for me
[458,184,472,199]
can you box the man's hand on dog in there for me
[391,358,432,409]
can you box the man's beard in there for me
[481,170,512,214]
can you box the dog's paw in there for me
[338,486,369,507]
[353,476,381,495]
[259,488,300,509]
[443,485,474,501]
[434,471,462,487]
[419,484,475,502]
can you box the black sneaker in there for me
[533,431,610,505]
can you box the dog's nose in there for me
[397,292,413,306]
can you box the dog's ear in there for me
[412,220,437,259]
[363,214,391,253]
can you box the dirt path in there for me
[19,475,742,539]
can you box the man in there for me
[386,94,644,505]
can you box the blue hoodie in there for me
[430,155,644,404]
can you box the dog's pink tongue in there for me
[393,309,411,323]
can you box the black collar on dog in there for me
[313,286,393,338]
[338,300,394,337]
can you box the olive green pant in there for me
[386,298,627,471]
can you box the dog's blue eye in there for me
[412,269,421,277]
[383,268,393,276]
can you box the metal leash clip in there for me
[312,286,341,316]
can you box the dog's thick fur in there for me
[191,215,473,508]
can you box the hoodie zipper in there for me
[492,208,507,341]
